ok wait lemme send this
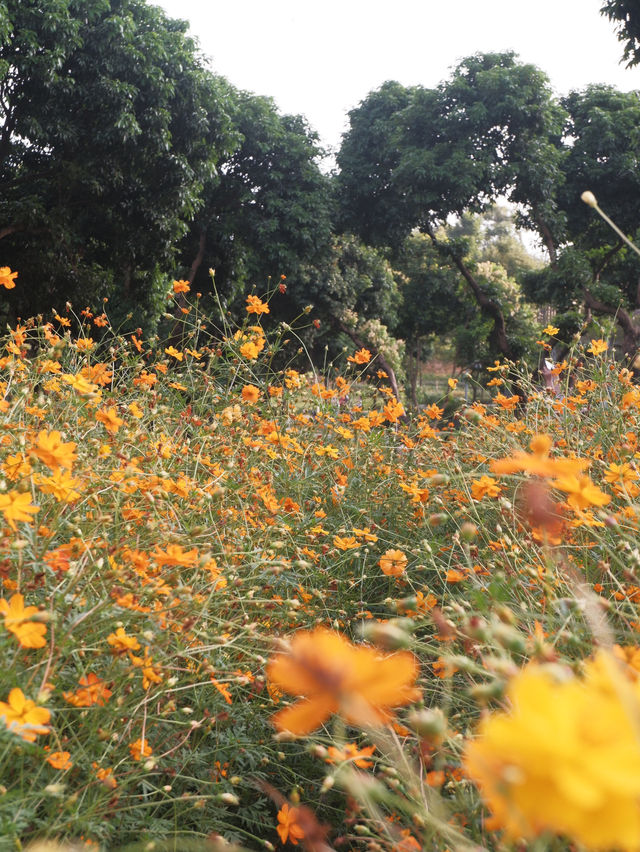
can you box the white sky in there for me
[156,0,638,156]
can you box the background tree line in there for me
[2,0,640,392]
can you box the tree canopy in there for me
[1,0,235,326]
[602,0,640,66]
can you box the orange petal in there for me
[354,650,419,707]
[271,697,336,735]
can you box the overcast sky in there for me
[156,0,638,155]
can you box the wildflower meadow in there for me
[0,267,639,851]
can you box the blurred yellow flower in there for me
[464,652,640,849]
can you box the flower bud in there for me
[581,190,598,208]
[407,707,447,741]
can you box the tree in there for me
[524,85,640,357]
[178,89,332,316]
[297,235,404,398]
[336,53,563,361]
[0,0,235,327]
[602,1,640,67]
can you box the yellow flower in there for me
[30,429,77,471]
[267,627,420,734]
[542,324,560,336]
[491,433,590,478]
[164,345,183,361]
[35,470,82,503]
[75,337,94,352]
[61,373,99,395]
[0,687,50,741]
[325,743,376,768]
[240,340,260,360]
[0,490,39,530]
[107,627,141,654]
[464,652,640,850]
[552,473,611,511]
[0,593,47,648]
[588,338,608,356]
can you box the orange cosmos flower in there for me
[239,340,260,360]
[75,337,94,352]
[30,429,77,470]
[276,803,305,846]
[0,593,47,648]
[241,384,260,404]
[96,406,124,434]
[92,762,117,789]
[347,348,372,365]
[0,267,18,289]
[63,673,112,707]
[0,490,39,531]
[552,474,611,511]
[107,627,141,654]
[588,338,608,356]
[383,399,405,423]
[333,535,360,550]
[35,469,82,503]
[491,434,589,478]
[246,294,270,315]
[151,543,198,567]
[172,279,191,293]
[471,475,502,500]
[164,345,183,361]
[267,627,420,734]
[46,750,73,770]
[379,549,408,577]
[61,373,99,395]
[129,738,152,761]
[325,742,376,768]
[0,687,50,741]
[494,393,520,411]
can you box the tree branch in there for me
[424,224,512,358]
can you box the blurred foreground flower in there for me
[267,627,420,734]
[464,651,640,850]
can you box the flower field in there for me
[1,271,640,851]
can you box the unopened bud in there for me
[407,707,447,741]
[581,190,598,208]
[360,621,412,650]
